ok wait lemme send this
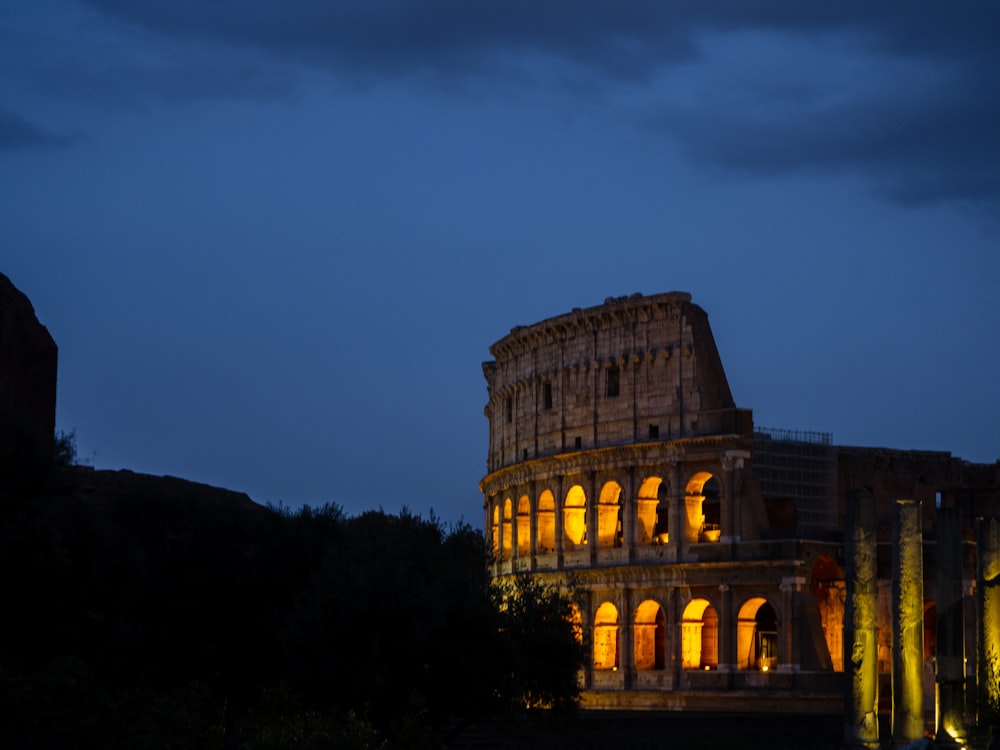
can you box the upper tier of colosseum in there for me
[482,292,748,474]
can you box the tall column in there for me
[528,481,538,571]
[892,499,924,746]
[977,517,1000,725]
[843,489,879,749]
[936,505,968,747]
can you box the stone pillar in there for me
[936,505,968,746]
[721,450,749,545]
[621,586,634,687]
[891,499,924,746]
[668,587,681,686]
[671,463,685,561]
[977,517,1000,726]
[625,467,637,559]
[843,489,879,749]
[528,481,538,570]
[779,577,805,673]
[587,471,598,564]
[555,476,565,568]
[718,583,734,681]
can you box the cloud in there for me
[17,1,1000,208]
[0,108,70,150]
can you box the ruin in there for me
[480,292,1000,738]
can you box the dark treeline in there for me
[0,454,585,749]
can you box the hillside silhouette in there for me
[0,273,585,749]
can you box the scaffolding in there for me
[754,427,838,534]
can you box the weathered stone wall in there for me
[0,273,58,497]
[483,292,743,474]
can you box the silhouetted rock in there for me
[0,273,57,500]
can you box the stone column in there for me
[977,517,1000,726]
[843,489,879,749]
[891,499,924,746]
[587,471,598,564]
[936,505,968,747]
[779,577,805,673]
[721,450,749,545]
[718,583,734,683]
[621,586,634,687]
[625,466,637,559]
[670,462,684,562]
[668,587,681,687]
[555,476,565,569]
[528,480,538,570]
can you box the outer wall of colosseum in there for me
[480,293,843,712]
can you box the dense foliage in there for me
[0,467,585,749]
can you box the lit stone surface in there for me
[891,499,924,745]
[844,490,879,749]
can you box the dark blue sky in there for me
[3,2,998,524]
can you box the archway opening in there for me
[638,477,667,545]
[501,498,513,560]
[681,598,718,669]
[738,597,778,671]
[516,496,530,557]
[597,481,623,548]
[537,489,555,553]
[564,485,587,550]
[634,600,666,670]
[594,602,619,670]
[685,472,721,543]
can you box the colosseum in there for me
[480,291,1000,724]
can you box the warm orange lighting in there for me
[761,665,769,672]
[704,665,710,671]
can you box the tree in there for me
[490,575,587,713]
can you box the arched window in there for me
[594,602,619,670]
[685,472,721,543]
[634,600,666,670]
[597,481,623,548]
[491,504,499,557]
[738,597,778,670]
[637,477,664,545]
[537,490,555,553]
[563,485,587,550]
[681,598,718,669]
[516,495,531,557]
[501,498,512,561]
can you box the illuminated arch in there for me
[637,477,662,545]
[491,504,499,557]
[681,598,718,669]
[811,554,844,671]
[633,599,665,670]
[597,481,623,548]
[563,484,587,550]
[594,602,619,670]
[737,597,778,670]
[516,495,530,557]
[684,471,721,543]
[501,498,513,560]
[537,489,555,553]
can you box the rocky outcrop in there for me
[0,273,58,498]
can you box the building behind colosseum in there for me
[479,291,1000,716]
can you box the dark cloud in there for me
[0,108,70,150]
[31,2,1000,208]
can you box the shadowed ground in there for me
[449,711,845,750]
